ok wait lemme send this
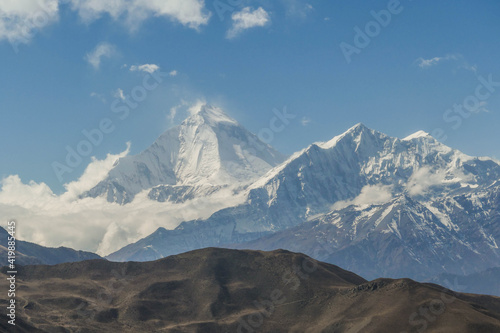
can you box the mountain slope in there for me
[83,104,285,204]
[0,227,102,266]
[430,267,500,297]
[231,191,500,281]
[2,248,500,332]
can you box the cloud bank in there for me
[0,145,246,256]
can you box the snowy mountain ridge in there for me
[248,122,486,223]
[106,118,500,285]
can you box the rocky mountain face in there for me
[106,123,500,287]
[232,191,500,281]
[82,104,285,204]
[2,248,500,332]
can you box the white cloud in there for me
[282,0,314,19]
[406,167,445,196]
[167,99,202,123]
[61,143,130,201]
[130,63,160,73]
[476,101,490,113]
[416,54,477,73]
[0,145,130,208]
[97,221,130,255]
[0,0,59,45]
[0,145,246,255]
[165,99,202,124]
[114,88,125,100]
[1,1,211,48]
[461,64,477,73]
[226,7,270,39]
[332,184,394,210]
[416,56,452,68]
[167,106,178,123]
[406,166,476,196]
[90,92,106,103]
[129,65,177,76]
[187,99,207,115]
[301,116,311,126]
[0,175,56,209]
[69,0,211,30]
[167,101,186,123]
[85,42,116,69]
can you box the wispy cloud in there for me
[226,7,270,39]
[301,116,311,126]
[166,99,203,124]
[416,54,459,68]
[332,184,394,210]
[90,92,106,103]
[415,54,477,73]
[282,0,314,19]
[406,166,474,196]
[475,101,490,113]
[114,88,125,100]
[130,63,160,73]
[459,63,477,73]
[187,99,207,115]
[167,103,184,124]
[129,64,178,76]
[85,42,116,69]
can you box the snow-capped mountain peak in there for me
[403,130,431,141]
[185,104,239,127]
[318,122,377,150]
[82,104,286,204]
[247,123,500,223]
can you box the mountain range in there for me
[92,105,500,287]
[6,104,498,295]
[2,248,500,332]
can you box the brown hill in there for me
[1,248,500,332]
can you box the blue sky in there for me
[1,0,500,193]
